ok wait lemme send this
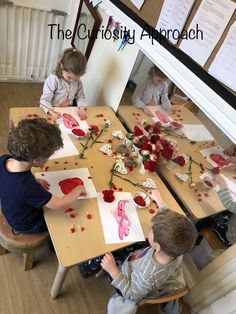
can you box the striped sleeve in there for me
[217,188,236,215]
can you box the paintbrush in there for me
[39,103,74,124]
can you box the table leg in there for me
[51,263,70,299]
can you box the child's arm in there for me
[214,174,236,215]
[74,81,87,120]
[40,75,60,119]
[160,82,172,113]
[45,185,87,211]
[101,252,120,279]
[147,189,168,210]
[131,80,147,108]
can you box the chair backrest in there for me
[138,287,188,306]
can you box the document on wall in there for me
[156,0,195,45]
[208,22,236,92]
[92,0,102,7]
[129,0,145,10]
[179,0,236,66]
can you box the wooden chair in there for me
[0,213,50,271]
[199,228,226,250]
[138,287,188,310]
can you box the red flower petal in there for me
[108,139,113,143]
[233,176,236,180]
[54,161,59,164]
[86,213,92,220]
[75,162,78,165]
[118,188,123,191]
[149,208,155,214]
[99,114,104,117]
[88,176,92,179]
[80,226,85,232]
[64,161,68,164]
[69,213,76,218]
[41,174,45,176]
[70,226,76,233]
[198,198,202,202]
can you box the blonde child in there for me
[0,118,86,233]
[131,65,172,117]
[40,48,87,120]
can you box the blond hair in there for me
[148,65,167,79]
[55,48,86,78]
[151,209,197,257]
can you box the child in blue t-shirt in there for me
[0,118,86,234]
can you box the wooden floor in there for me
[0,82,190,314]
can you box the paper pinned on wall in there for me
[156,0,195,45]
[208,22,236,92]
[129,0,145,10]
[92,0,102,7]
[97,192,145,244]
[35,168,97,199]
[179,0,236,66]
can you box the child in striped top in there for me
[101,208,197,314]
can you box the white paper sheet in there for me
[179,0,236,66]
[49,107,89,160]
[156,0,195,44]
[92,0,102,6]
[97,192,145,244]
[129,0,145,10]
[208,22,236,92]
[182,124,214,141]
[200,146,233,168]
[35,168,97,199]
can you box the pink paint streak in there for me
[112,200,131,240]
[209,153,230,167]
[155,111,169,124]
[62,113,79,129]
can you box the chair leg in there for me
[0,244,8,255]
[23,249,35,271]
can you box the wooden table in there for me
[10,106,184,298]
[117,105,235,220]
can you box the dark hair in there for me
[148,65,167,79]
[8,118,63,161]
[151,209,197,257]
[55,48,86,78]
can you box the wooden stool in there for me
[0,213,50,271]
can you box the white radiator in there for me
[0,3,67,80]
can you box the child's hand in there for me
[213,174,227,189]
[147,98,155,106]
[142,106,154,117]
[76,185,87,197]
[78,107,87,120]
[147,189,165,208]
[101,252,120,279]
[36,179,50,190]
[49,110,61,121]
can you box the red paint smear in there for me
[134,196,146,207]
[210,153,230,167]
[62,113,79,129]
[112,200,130,240]
[72,128,86,136]
[59,177,84,194]
[155,111,169,123]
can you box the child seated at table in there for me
[196,173,236,247]
[131,65,172,117]
[102,208,196,314]
[40,48,87,120]
[0,118,86,234]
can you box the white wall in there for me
[81,8,139,111]
[199,289,236,314]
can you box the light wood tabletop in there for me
[10,106,184,298]
[117,105,236,220]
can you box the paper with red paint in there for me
[35,168,97,199]
[97,192,145,244]
[48,107,89,159]
[59,177,84,194]
[200,146,233,168]
[147,105,173,125]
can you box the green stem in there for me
[79,134,93,159]
[113,173,149,191]
[161,128,196,144]
[91,126,108,147]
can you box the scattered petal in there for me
[41,173,45,176]
[64,208,74,213]
[70,226,76,233]
[80,226,85,232]
[149,208,155,214]
[54,161,59,164]
[86,213,93,220]
[118,187,123,191]
[70,213,76,218]
[88,176,92,179]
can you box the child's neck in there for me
[6,158,31,172]
[154,250,175,265]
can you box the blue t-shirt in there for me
[0,155,52,232]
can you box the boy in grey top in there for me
[131,66,172,116]
[101,204,197,314]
